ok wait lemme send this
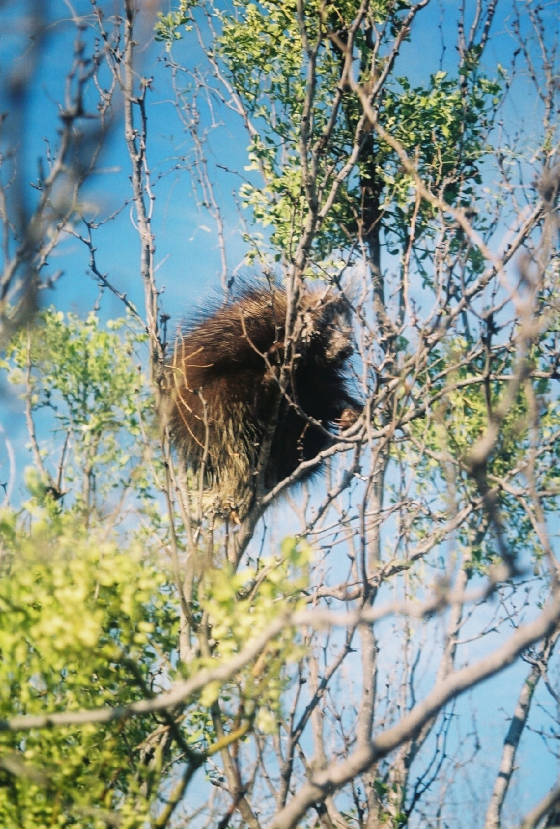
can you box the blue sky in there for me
[1,0,553,320]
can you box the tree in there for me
[0,1,559,827]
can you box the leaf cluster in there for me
[1,309,154,512]
[213,0,501,264]
[0,511,178,828]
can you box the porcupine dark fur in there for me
[167,286,358,518]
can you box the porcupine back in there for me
[167,286,357,518]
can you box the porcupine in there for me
[167,286,359,519]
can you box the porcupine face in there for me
[167,287,357,518]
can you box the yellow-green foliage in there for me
[0,307,316,825]
[194,537,310,732]
[0,308,180,827]
[1,309,153,511]
[190,0,500,263]
[401,337,560,567]
[0,511,178,828]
